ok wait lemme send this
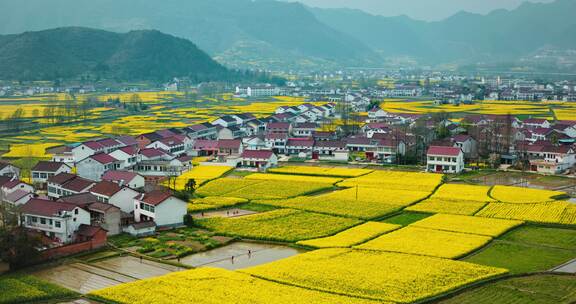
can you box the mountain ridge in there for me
[0,27,230,81]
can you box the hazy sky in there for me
[290,0,554,21]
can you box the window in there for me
[55,221,61,228]
[31,216,38,223]
[74,209,78,215]
[40,218,46,224]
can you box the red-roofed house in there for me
[133,191,187,227]
[102,171,145,189]
[529,145,576,174]
[522,118,551,129]
[451,135,478,159]
[240,150,278,170]
[31,161,72,186]
[77,153,122,181]
[217,139,243,156]
[4,190,34,206]
[109,146,140,169]
[146,136,190,156]
[0,161,19,178]
[19,198,91,244]
[267,122,292,134]
[286,138,315,156]
[47,173,95,199]
[426,146,465,173]
[90,181,140,213]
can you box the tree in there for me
[0,227,42,268]
[185,179,197,195]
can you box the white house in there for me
[529,145,576,174]
[451,135,478,159]
[31,161,72,185]
[3,190,33,206]
[102,171,146,189]
[146,136,188,156]
[76,153,122,181]
[211,115,239,128]
[19,199,91,244]
[71,141,105,164]
[133,191,187,227]
[426,146,465,174]
[292,123,317,137]
[47,173,95,200]
[90,181,140,213]
[368,108,390,120]
[240,150,278,171]
[109,146,140,169]
[0,162,19,178]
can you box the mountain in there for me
[0,0,377,70]
[310,0,576,65]
[1,0,574,70]
[0,27,230,81]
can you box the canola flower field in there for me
[241,248,507,303]
[0,93,320,157]
[379,99,576,120]
[297,222,400,248]
[85,167,576,304]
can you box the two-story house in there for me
[76,153,122,181]
[426,146,465,174]
[31,161,73,186]
[19,198,91,244]
[47,173,95,200]
[133,191,187,227]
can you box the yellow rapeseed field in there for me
[356,227,492,259]
[432,184,495,202]
[338,171,443,192]
[475,201,576,225]
[242,248,507,303]
[165,166,233,190]
[195,209,361,242]
[406,198,489,215]
[198,178,334,200]
[256,187,429,219]
[410,214,523,237]
[268,166,373,177]
[187,197,248,213]
[490,185,568,203]
[3,143,59,158]
[90,267,380,304]
[245,173,342,184]
[297,222,400,248]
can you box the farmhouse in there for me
[90,181,140,213]
[31,161,72,186]
[19,198,91,244]
[47,173,95,199]
[59,193,122,236]
[102,171,145,189]
[133,191,187,227]
[109,146,140,169]
[426,146,465,174]
[240,150,278,170]
[0,161,20,178]
[77,153,122,181]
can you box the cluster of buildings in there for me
[2,93,576,259]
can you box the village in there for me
[0,92,573,271]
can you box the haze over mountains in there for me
[0,0,575,71]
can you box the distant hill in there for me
[0,27,229,81]
[0,0,377,70]
[0,0,575,69]
[310,0,576,64]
